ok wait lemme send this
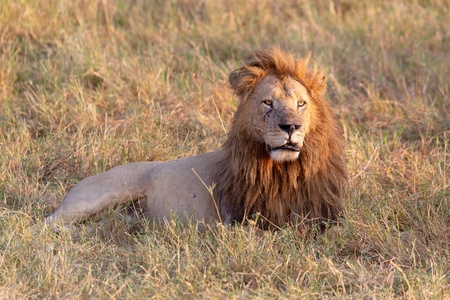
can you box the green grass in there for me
[1,0,449,298]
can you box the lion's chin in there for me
[269,148,300,162]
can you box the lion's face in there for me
[247,74,312,162]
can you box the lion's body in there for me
[47,47,347,229]
[47,151,223,225]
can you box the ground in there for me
[0,0,449,298]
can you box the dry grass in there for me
[1,0,449,298]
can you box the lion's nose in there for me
[278,124,300,136]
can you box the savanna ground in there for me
[1,0,449,298]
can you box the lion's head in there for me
[216,47,347,229]
[230,72,313,163]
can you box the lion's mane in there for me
[216,47,347,229]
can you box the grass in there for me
[1,0,449,298]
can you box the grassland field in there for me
[0,0,449,298]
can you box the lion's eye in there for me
[263,100,273,106]
[297,101,306,108]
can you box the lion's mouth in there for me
[267,143,300,152]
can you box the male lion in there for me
[46,47,347,230]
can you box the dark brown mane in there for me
[216,47,347,230]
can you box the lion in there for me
[46,47,347,230]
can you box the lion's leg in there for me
[45,162,160,226]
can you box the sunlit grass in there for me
[1,0,448,298]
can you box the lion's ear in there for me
[309,73,327,97]
[228,67,258,97]
[318,75,327,91]
[229,67,246,89]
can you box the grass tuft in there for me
[1,0,449,298]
